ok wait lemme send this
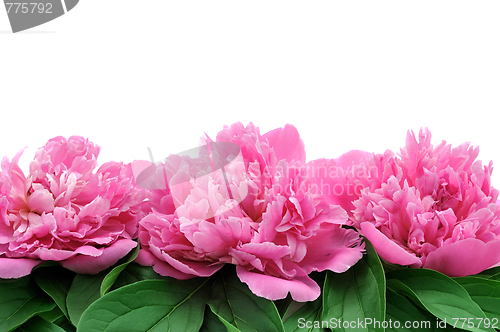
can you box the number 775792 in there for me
[5,3,53,14]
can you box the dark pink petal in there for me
[424,238,500,277]
[61,239,137,274]
[361,222,422,268]
[236,265,320,302]
[0,258,42,279]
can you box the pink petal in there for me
[190,222,227,253]
[27,189,55,214]
[136,247,223,279]
[154,245,223,277]
[0,197,13,244]
[424,238,500,277]
[0,258,42,279]
[2,149,27,197]
[360,222,422,268]
[301,227,364,273]
[61,239,137,274]
[78,196,111,219]
[306,158,362,214]
[239,242,291,260]
[262,124,306,164]
[236,265,320,302]
[34,247,77,261]
[135,249,195,279]
[253,196,287,243]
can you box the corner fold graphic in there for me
[64,0,78,12]
[4,0,79,33]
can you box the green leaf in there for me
[13,316,65,332]
[474,267,500,279]
[100,244,140,296]
[66,270,108,327]
[110,263,169,290]
[488,272,500,282]
[38,306,65,323]
[275,295,294,319]
[386,287,457,332]
[77,278,212,332]
[52,316,76,332]
[321,238,386,332]
[0,276,56,332]
[206,309,242,332]
[283,296,328,332]
[206,267,285,332]
[455,277,500,322]
[32,267,75,318]
[200,307,237,332]
[386,269,494,332]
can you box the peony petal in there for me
[301,227,364,273]
[262,124,306,164]
[34,247,77,261]
[0,197,13,244]
[27,189,55,214]
[78,196,111,219]
[360,222,422,268]
[239,242,291,260]
[156,246,223,277]
[307,157,364,215]
[61,239,137,274]
[135,249,196,280]
[0,257,42,279]
[424,238,500,277]
[236,265,320,302]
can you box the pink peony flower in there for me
[135,123,364,301]
[307,149,400,219]
[0,136,146,279]
[346,128,500,277]
[229,159,364,302]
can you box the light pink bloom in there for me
[0,136,146,278]
[350,128,500,277]
[136,123,364,301]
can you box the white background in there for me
[1,1,499,185]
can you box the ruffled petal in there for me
[236,264,320,302]
[361,222,422,268]
[61,239,137,274]
[424,238,500,277]
[135,249,196,280]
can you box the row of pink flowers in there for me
[1,124,499,301]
